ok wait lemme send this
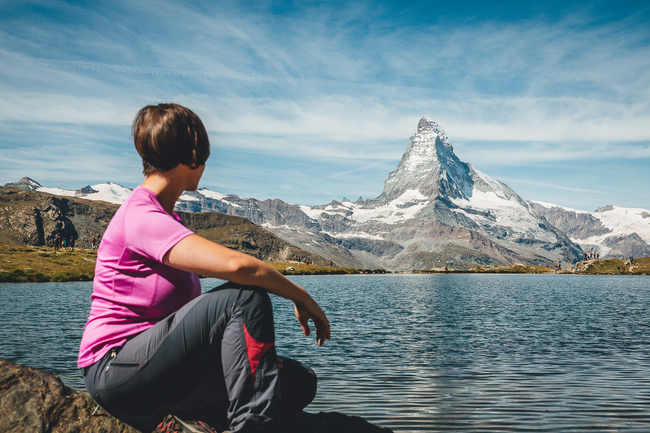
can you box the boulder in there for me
[0,359,137,433]
[286,411,393,433]
[0,359,393,433]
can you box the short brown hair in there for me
[132,103,210,175]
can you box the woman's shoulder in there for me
[122,187,167,215]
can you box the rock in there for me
[3,177,42,191]
[0,359,137,433]
[286,411,393,433]
[602,233,650,258]
[529,202,611,240]
[0,187,116,249]
[0,359,393,433]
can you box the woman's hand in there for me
[294,295,331,346]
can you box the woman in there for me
[78,103,331,433]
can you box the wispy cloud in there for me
[1,0,649,208]
[498,177,607,195]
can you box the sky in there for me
[1,0,649,212]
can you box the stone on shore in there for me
[0,359,137,433]
[0,359,393,433]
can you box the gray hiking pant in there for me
[83,283,317,433]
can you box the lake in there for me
[1,274,649,432]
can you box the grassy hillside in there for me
[417,264,554,274]
[416,258,649,275]
[0,245,384,282]
[267,261,386,276]
[0,186,333,281]
[0,245,97,282]
[573,257,650,275]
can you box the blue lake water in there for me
[1,274,650,432]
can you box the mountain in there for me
[174,118,585,269]
[283,117,583,269]
[4,177,132,205]
[9,117,646,270]
[529,202,650,259]
[0,186,330,265]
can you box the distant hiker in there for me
[583,253,587,260]
[630,255,635,266]
[91,236,96,249]
[78,103,329,433]
[70,237,75,252]
[54,235,60,251]
[617,267,621,274]
[62,238,67,249]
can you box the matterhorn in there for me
[253,117,583,270]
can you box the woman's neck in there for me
[140,172,185,215]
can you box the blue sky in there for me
[1,0,649,212]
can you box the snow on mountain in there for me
[37,187,78,198]
[4,177,44,191]
[301,189,429,225]
[591,206,650,242]
[3,178,134,205]
[530,201,650,258]
[379,117,473,202]
[74,183,134,204]
[184,188,227,201]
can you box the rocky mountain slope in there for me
[529,202,650,259]
[0,186,329,265]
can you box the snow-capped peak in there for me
[4,177,43,191]
[379,116,472,202]
[417,117,453,152]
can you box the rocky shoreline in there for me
[0,359,392,433]
[414,257,649,275]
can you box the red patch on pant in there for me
[243,324,274,382]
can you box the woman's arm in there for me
[163,234,331,346]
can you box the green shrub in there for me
[50,272,92,282]
[0,269,49,283]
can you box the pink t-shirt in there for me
[78,186,201,368]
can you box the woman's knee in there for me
[204,283,275,342]
[279,357,317,413]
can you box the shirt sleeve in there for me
[124,197,195,263]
